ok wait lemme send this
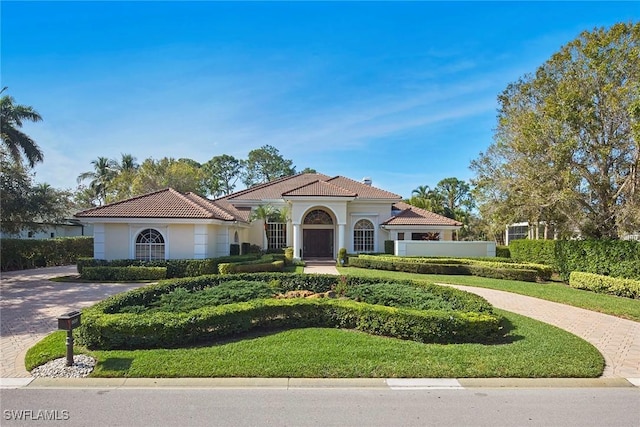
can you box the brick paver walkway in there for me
[440,284,640,378]
[0,266,148,378]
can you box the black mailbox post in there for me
[57,311,81,366]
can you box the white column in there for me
[293,223,301,259]
[194,224,208,259]
[338,224,345,253]
[93,224,105,259]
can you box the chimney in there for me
[362,177,372,186]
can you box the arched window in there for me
[353,219,374,252]
[304,209,333,225]
[234,231,239,244]
[135,228,165,261]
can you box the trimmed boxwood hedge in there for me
[510,239,640,281]
[81,266,167,281]
[75,273,500,349]
[569,272,640,299]
[77,254,262,279]
[349,255,550,282]
[1,237,93,271]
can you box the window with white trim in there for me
[353,219,374,252]
[135,228,165,260]
[267,222,286,250]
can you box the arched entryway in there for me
[302,208,334,259]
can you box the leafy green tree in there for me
[108,153,139,202]
[471,22,640,239]
[131,157,205,195]
[0,87,43,168]
[434,177,475,220]
[202,154,242,197]
[1,154,72,234]
[242,145,296,187]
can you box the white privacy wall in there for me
[395,241,496,258]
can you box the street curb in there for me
[13,377,638,389]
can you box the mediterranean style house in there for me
[75,173,462,261]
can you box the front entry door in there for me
[303,229,333,258]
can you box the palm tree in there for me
[77,157,117,205]
[411,185,432,200]
[116,153,138,173]
[249,204,279,249]
[0,87,44,168]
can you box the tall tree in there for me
[242,145,296,187]
[471,22,640,239]
[131,157,205,195]
[249,204,278,248]
[202,154,242,197]
[109,153,139,202]
[434,177,475,220]
[0,88,44,168]
[76,157,117,206]
[1,154,72,234]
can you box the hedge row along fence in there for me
[349,254,552,282]
[569,272,640,300]
[75,273,499,350]
[510,239,640,281]
[0,237,93,272]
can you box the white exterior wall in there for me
[103,224,130,260]
[395,240,496,258]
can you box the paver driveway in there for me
[1,266,148,378]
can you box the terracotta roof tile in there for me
[382,202,463,227]
[223,173,332,201]
[326,176,402,200]
[282,180,357,197]
[75,188,236,221]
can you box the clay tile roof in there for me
[221,172,402,201]
[224,173,332,201]
[75,188,236,221]
[382,201,463,227]
[282,180,357,197]
[326,176,402,200]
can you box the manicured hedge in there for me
[496,245,511,258]
[77,254,261,279]
[82,266,167,281]
[350,255,550,282]
[75,273,501,350]
[89,273,494,315]
[0,237,93,271]
[569,272,640,299]
[511,239,640,281]
[218,260,285,274]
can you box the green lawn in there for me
[338,267,640,322]
[27,308,603,378]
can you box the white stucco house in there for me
[75,173,462,261]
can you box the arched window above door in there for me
[303,209,333,225]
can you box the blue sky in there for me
[2,1,638,199]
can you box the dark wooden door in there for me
[303,229,333,258]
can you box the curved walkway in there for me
[440,284,640,378]
[0,266,148,378]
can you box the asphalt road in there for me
[1,387,639,426]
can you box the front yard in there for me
[26,270,608,378]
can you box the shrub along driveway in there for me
[0,266,148,378]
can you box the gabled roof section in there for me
[282,180,357,197]
[326,176,402,200]
[220,172,402,201]
[75,188,237,221]
[383,201,463,227]
[222,173,332,201]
